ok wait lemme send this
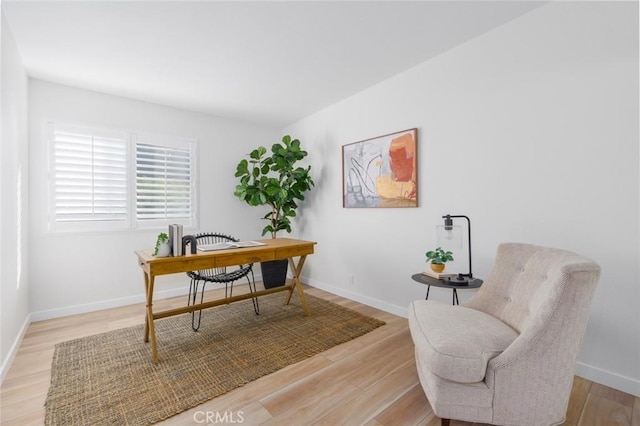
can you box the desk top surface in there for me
[136,238,316,273]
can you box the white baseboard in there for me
[29,272,265,322]
[576,361,640,397]
[30,286,192,322]
[0,314,31,384]
[302,276,409,319]
[303,275,640,398]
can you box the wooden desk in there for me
[136,238,316,363]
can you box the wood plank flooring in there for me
[1,285,638,425]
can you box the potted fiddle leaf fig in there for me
[234,135,314,288]
[425,247,454,273]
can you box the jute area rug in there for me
[44,293,385,425]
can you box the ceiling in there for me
[3,1,544,127]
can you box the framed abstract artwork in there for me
[342,128,418,208]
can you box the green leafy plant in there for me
[425,247,454,264]
[234,135,314,238]
[153,232,169,256]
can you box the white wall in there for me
[0,10,30,381]
[28,80,281,319]
[285,2,639,396]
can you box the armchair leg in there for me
[441,419,450,426]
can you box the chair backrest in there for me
[465,242,600,334]
[466,243,600,424]
[195,232,238,245]
[194,233,240,275]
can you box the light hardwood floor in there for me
[1,285,639,425]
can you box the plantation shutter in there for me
[135,138,194,222]
[51,124,128,224]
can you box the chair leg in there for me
[441,419,450,426]
[188,278,197,306]
[188,278,200,331]
[191,280,206,332]
[247,269,259,315]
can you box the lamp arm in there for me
[442,215,472,278]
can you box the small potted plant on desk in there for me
[153,232,171,257]
[425,247,454,274]
[234,135,314,288]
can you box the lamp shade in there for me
[436,224,463,249]
[436,214,473,283]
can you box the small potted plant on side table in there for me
[425,247,454,273]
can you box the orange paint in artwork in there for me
[389,133,415,183]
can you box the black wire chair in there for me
[187,232,259,331]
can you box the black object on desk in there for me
[411,273,483,305]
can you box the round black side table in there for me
[411,273,483,305]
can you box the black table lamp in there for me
[436,214,473,285]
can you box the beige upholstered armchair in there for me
[408,243,600,426]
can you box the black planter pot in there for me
[260,259,288,289]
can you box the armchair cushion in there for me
[409,300,518,384]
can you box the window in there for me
[134,134,195,226]
[48,122,197,232]
[49,123,128,229]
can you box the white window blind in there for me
[135,141,193,221]
[48,122,197,232]
[51,124,128,226]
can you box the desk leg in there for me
[143,271,150,342]
[143,271,159,363]
[286,255,311,316]
[425,285,431,300]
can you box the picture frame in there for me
[342,128,418,208]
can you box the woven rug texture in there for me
[44,293,385,425]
